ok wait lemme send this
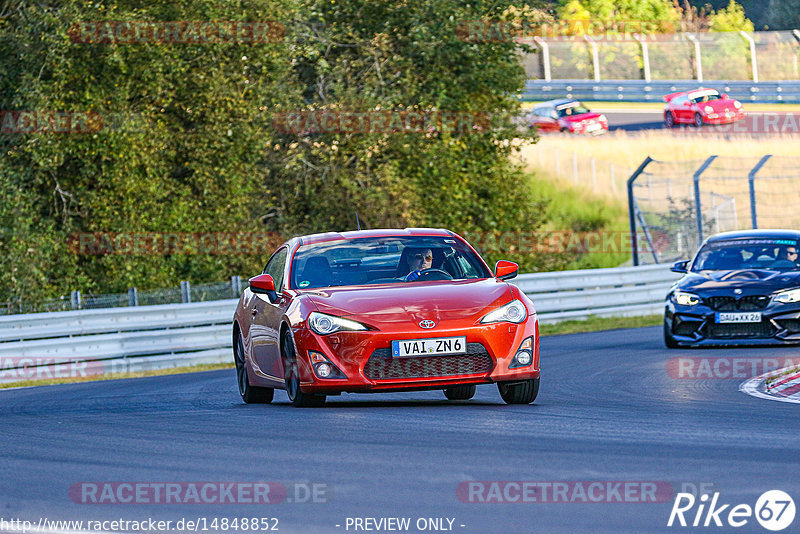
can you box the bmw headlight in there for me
[480,299,528,324]
[673,291,700,306]
[308,312,368,335]
[773,288,800,304]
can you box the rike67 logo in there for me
[668,490,795,531]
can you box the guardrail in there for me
[0,264,680,384]
[523,79,800,104]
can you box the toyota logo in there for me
[419,320,436,329]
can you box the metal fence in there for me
[0,264,678,383]
[0,277,247,316]
[627,156,800,265]
[522,30,800,83]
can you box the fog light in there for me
[515,351,532,366]
[316,363,332,378]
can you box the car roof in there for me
[299,228,454,246]
[706,229,800,242]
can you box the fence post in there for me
[627,157,654,266]
[686,33,703,82]
[180,281,191,303]
[748,155,772,229]
[584,35,601,81]
[693,155,718,243]
[128,287,138,307]
[231,275,242,297]
[533,37,551,81]
[634,34,651,82]
[739,31,758,83]
[70,290,81,310]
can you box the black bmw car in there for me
[664,230,800,348]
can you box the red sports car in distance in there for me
[522,99,608,135]
[663,88,744,128]
[233,228,540,407]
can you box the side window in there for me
[262,248,288,291]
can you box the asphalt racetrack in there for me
[2,326,798,533]
[604,110,800,135]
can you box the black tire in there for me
[234,326,274,404]
[282,330,326,407]
[664,320,680,349]
[665,112,675,128]
[498,378,539,405]
[693,112,703,128]
[443,385,476,401]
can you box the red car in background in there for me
[233,228,541,407]
[663,88,744,128]
[521,99,608,135]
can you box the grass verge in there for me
[539,314,662,336]
[0,362,234,390]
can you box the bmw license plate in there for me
[392,337,467,357]
[716,312,762,323]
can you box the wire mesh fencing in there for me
[628,156,800,265]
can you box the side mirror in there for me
[249,274,278,303]
[671,260,689,274]
[495,260,519,281]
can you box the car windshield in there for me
[690,91,721,103]
[290,236,493,289]
[691,238,800,272]
[556,103,590,117]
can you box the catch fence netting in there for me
[629,156,800,264]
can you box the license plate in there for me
[586,123,601,132]
[391,336,467,357]
[716,312,762,323]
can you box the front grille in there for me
[706,321,776,338]
[363,342,494,380]
[673,318,702,336]
[705,295,770,311]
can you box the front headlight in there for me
[480,299,528,324]
[308,312,368,335]
[773,288,800,304]
[673,291,701,306]
[704,105,714,114]
[598,114,607,123]
[734,101,742,109]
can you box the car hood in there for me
[677,270,800,295]
[302,278,513,325]
[561,113,602,123]
[703,99,739,112]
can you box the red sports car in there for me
[663,88,744,128]
[521,99,608,135]
[233,228,540,407]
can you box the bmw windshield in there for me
[691,238,800,272]
[290,236,492,289]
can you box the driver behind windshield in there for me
[773,245,799,269]
[405,248,433,281]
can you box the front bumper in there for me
[703,110,745,125]
[292,317,540,393]
[665,300,800,346]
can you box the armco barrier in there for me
[523,79,800,104]
[0,264,680,383]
